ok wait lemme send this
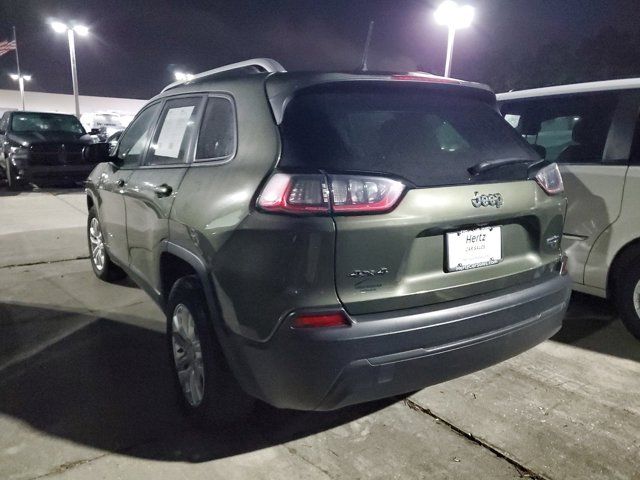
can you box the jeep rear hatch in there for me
[272,82,565,315]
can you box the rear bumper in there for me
[228,274,571,411]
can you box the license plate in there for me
[446,226,502,272]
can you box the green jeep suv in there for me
[84,59,571,422]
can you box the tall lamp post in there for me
[434,1,475,78]
[9,73,31,110]
[51,21,89,118]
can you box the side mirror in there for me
[89,128,101,135]
[82,142,111,164]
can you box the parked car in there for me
[80,112,126,142]
[83,59,571,423]
[0,110,99,188]
[498,79,640,339]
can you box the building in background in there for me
[0,89,146,132]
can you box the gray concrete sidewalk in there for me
[0,189,87,268]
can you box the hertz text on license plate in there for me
[446,226,502,272]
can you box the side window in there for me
[146,97,203,166]
[117,103,162,168]
[195,97,236,161]
[502,93,618,163]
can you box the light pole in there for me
[9,73,31,110]
[51,21,89,118]
[434,1,475,78]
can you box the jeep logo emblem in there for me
[471,192,503,208]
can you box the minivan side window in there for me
[195,97,236,161]
[146,97,203,166]
[117,103,162,168]
[501,93,619,163]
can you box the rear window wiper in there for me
[468,158,544,176]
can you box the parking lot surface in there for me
[1,189,639,480]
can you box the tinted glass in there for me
[10,112,85,134]
[195,97,236,160]
[146,97,202,166]
[280,88,537,187]
[117,103,161,167]
[501,93,618,163]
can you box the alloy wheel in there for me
[89,217,106,271]
[171,303,205,407]
[633,279,640,318]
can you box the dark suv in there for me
[84,59,571,422]
[0,110,97,188]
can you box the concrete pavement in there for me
[0,189,639,480]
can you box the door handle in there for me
[154,184,173,198]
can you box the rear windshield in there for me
[11,112,86,135]
[279,87,538,187]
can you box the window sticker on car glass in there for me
[154,106,195,158]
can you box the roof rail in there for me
[161,58,286,93]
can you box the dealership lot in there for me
[1,189,639,480]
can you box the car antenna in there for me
[359,21,375,72]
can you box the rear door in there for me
[124,96,204,293]
[279,84,565,315]
[98,102,161,264]
[501,92,639,284]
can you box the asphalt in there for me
[0,187,639,480]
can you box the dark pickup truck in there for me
[0,110,98,189]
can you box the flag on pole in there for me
[0,39,17,57]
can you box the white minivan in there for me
[498,79,640,339]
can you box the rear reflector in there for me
[292,311,351,329]
[257,173,405,215]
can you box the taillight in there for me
[292,311,351,328]
[535,163,564,195]
[257,173,405,215]
[256,173,330,214]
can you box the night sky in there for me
[0,0,638,99]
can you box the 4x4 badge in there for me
[471,192,503,208]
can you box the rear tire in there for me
[87,207,126,281]
[613,248,640,340]
[167,275,254,426]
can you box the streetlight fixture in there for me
[50,21,89,118]
[174,71,194,82]
[9,73,32,111]
[434,0,475,78]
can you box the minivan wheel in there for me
[613,252,640,340]
[87,207,126,281]
[167,275,254,425]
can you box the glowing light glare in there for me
[434,1,475,29]
[51,21,68,33]
[73,25,89,36]
[9,74,31,81]
[174,71,195,81]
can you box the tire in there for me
[6,157,25,190]
[613,248,640,340]
[167,275,254,426]
[87,207,126,281]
